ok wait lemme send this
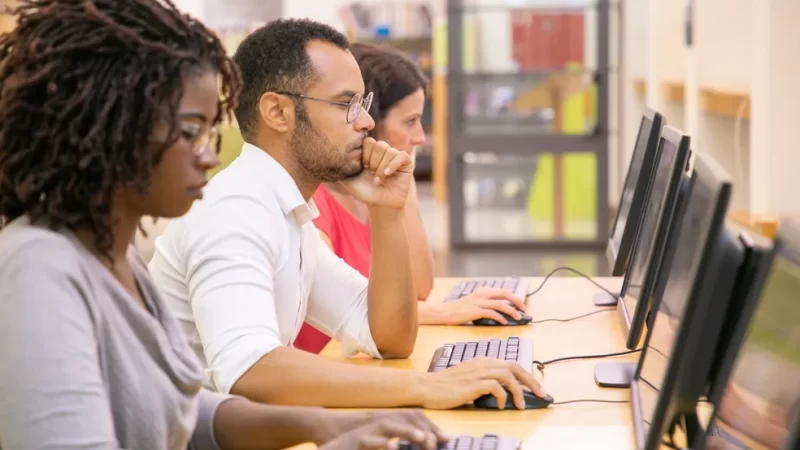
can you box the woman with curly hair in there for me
[293,42,528,354]
[0,1,445,449]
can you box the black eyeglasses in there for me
[277,91,373,124]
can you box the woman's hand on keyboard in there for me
[420,358,546,410]
[420,288,527,325]
[318,410,448,450]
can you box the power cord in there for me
[552,399,629,406]
[732,97,750,189]
[532,308,613,324]
[533,348,642,372]
[527,266,617,298]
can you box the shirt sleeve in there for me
[0,240,122,450]
[303,228,381,359]
[183,196,284,395]
[189,390,237,450]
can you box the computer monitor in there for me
[694,216,800,450]
[630,152,745,450]
[603,109,665,283]
[594,127,692,388]
[704,225,775,405]
[786,412,800,450]
[619,127,692,348]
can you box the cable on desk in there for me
[533,349,642,371]
[527,266,617,298]
[552,399,629,406]
[532,308,613,324]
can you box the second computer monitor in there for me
[695,216,800,450]
[619,127,692,350]
[607,108,665,277]
[630,152,744,450]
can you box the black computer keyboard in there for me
[399,434,520,450]
[445,277,530,302]
[428,337,534,373]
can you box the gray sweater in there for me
[0,217,230,450]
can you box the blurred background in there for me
[3,0,796,277]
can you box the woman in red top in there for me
[294,43,526,354]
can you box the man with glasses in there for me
[149,18,544,409]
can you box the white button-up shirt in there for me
[149,143,380,395]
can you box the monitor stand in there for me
[593,291,620,307]
[594,362,636,388]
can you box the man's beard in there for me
[289,114,363,183]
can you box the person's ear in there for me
[258,92,294,133]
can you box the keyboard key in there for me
[488,339,501,358]
[464,341,478,361]
[455,435,473,450]
[445,277,527,302]
[431,338,532,376]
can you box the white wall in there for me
[623,0,800,216]
[283,1,347,31]
[623,0,752,211]
[750,0,800,214]
[172,0,204,19]
[695,0,752,211]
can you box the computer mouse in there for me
[473,389,554,410]
[472,311,532,326]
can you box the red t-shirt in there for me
[293,185,371,354]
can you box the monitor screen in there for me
[710,244,800,449]
[611,117,653,245]
[623,137,678,319]
[636,170,713,440]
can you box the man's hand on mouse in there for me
[419,358,547,410]
[423,288,527,325]
[317,410,449,450]
[340,137,414,210]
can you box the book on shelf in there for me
[511,9,585,71]
[339,1,433,40]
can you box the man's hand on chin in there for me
[340,137,414,210]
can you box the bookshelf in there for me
[443,0,617,249]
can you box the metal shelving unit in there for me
[446,0,617,249]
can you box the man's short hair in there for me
[233,18,350,139]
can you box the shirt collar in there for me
[239,143,319,225]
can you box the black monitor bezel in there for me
[617,126,692,350]
[607,108,665,276]
[630,152,740,450]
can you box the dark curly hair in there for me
[0,0,241,254]
[233,18,349,140]
[351,42,428,135]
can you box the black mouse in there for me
[473,389,554,410]
[472,311,532,326]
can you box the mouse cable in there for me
[532,308,613,324]
[533,348,642,372]
[552,399,629,406]
[527,266,617,298]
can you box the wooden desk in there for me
[319,277,640,449]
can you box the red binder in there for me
[510,9,585,71]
